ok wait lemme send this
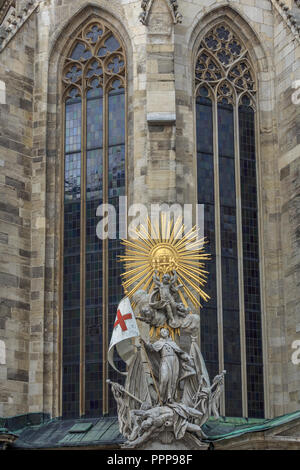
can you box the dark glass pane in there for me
[87,82,103,98]
[219,157,236,207]
[87,96,103,150]
[85,189,103,417]
[64,152,81,204]
[85,91,104,416]
[241,208,259,259]
[108,145,125,199]
[70,42,92,61]
[62,310,80,369]
[108,88,126,413]
[86,149,103,202]
[97,34,120,57]
[62,363,80,418]
[85,362,102,415]
[105,35,120,51]
[223,309,241,366]
[239,104,264,418]
[62,97,82,418]
[196,96,213,154]
[197,153,214,205]
[203,203,215,256]
[218,102,234,157]
[200,306,219,381]
[65,99,81,153]
[220,206,238,258]
[247,364,264,418]
[86,25,103,44]
[218,102,242,417]
[108,90,125,146]
[221,257,239,310]
[65,65,82,83]
[240,160,257,209]
[202,256,217,309]
[85,303,103,417]
[224,363,243,417]
[196,96,218,379]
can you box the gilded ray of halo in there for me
[119,215,211,308]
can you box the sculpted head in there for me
[140,306,152,317]
[160,328,170,339]
[162,273,171,284]
[177,302,189,316]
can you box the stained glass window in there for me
[62,21,126,418]
[195,24,264,418]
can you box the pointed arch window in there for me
[62,20,126,418]
[195,24,264,418]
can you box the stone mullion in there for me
[234,99,248,417]
[58,100,65,418]
[255,105,270,419]
[213,94,225,416]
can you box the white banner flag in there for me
[108,297,140,375]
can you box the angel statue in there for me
[133,287,200,335]
[149,271,183,328]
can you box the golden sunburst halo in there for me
[119,215,211,308]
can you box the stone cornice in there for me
[0,0,38,52]
[139,0,183,26]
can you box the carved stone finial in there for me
[0,0,38,52]
[139,0,183,26]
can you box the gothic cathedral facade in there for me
[0,0,299,449]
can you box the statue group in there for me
[108,271,226,450]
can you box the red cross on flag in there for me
[108,297,140,375]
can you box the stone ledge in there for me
[147,112,176,125]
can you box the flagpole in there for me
[106,380,143,405]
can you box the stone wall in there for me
[0,0,299,419]
[0,12,35,416]
[273,3,300,415]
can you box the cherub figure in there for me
[176,302,191,318]
[149,271,183,328]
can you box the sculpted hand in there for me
[140,338,149,348]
